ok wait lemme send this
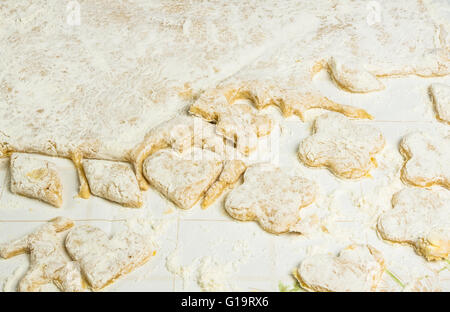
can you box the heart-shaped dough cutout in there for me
[65,225,154,291]
[143,148,223,209]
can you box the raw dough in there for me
[1,0,448,174]
[429,83,450,124]
[190,96,274,155]
[399,131,450,189]
[378,188,450,261]
[0,217,84,292]
[83,159,142,208]
[65,224,154,291]
[10,153,63,207]
[328,56,384,93]
[130,116,225,191]
[298,113,385,179]
[143,148,223,210]
[295,244,385,292]
[225,163,317,234]
[202,160,247,209]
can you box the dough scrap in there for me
[143,148,223,210]
[10,153,63,207]
[298,113,385,179]
[193,80,373,124]
[202,160,247,209]
[0,217,84,292]
[190,95,274,155]
[328,56,384,93]
[65,225,154,291]
[71,151,91,199]
[224,163,317,234]
[83,159,143,208]
[295,244,385,292]
[429,83,450,124]
[378,188,450,261]
[399,132,450,189]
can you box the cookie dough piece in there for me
[143,148,223,209]
[224,163,317,234]
[378,188,450,261]
[429,83,450,124]
[328,57,384,93]
[10,153,63,207]
[65,225,154,291]
[189,94,274,155]
[83,159,142,208]
[294,244,385,292]
[399,132,450,189]
[193,80,373,124]
[201,160,247,209]
[131,116,225,191]
[298,113,385,179]
[0,217,84,292]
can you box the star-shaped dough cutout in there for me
[225,163,317,234]
[399,132,450,189]
[294,244,385,292]
[378,188,449,261]
[298,113,385,179]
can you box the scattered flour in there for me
[2,264,27,292]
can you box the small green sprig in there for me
[385,268,405,289]
[278,281,304,292]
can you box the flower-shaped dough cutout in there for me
[328,57,384,93]
[0,217,84,292]
[10,153,63,207]
[130,116,225,191]
[429,83,450,124]
[65,225,155,291]
[143,148,223,210]
[224,163,317,234]
[298,112,385,179]
[294,244,385,292]
[83,159,142,208]
[378,188,450,261]
[189,93,274,155]
[399,132,450,189]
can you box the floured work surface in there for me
[0,0,449,161]
[0,0,450,292]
